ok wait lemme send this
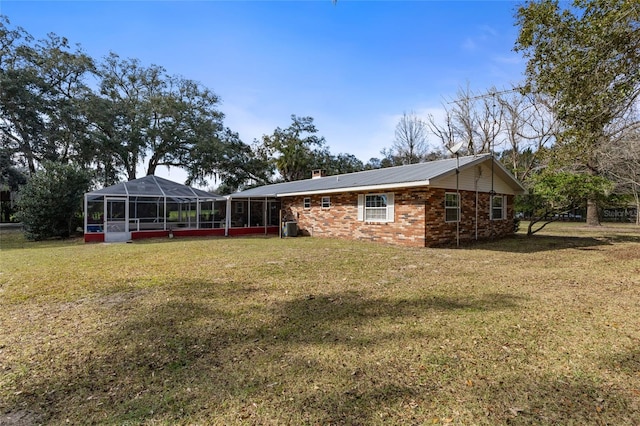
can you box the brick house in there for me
[229,154,526,247]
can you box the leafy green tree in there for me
[0,17,95,174]
[310,151,364,176]
[0,18,311,191]
[261,115,327,181]
[82,93,125,186]
[186,130,274,192]
[519,171,613,235]
[91,53,167,181]
[144,75,224,177]
[364,157,383,170]
[15,162,93,240]
[515,0,640,225]
[327,153,365,175]
[91,53,262,187]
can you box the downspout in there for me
[491,155,495,238]
[475,183,479,241]
[475,168,481,241]
[424,199,428,247]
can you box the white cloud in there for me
[462,38,478,51]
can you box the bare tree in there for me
[427,107,456,150]
[498,91,559,181]
[476,92,503,154]
[449,85,478,154]
[428,85,562,184]
[391,111,430,164]
[598,114,640,224]
[427,85,502,156]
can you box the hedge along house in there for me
[229,154,526,247]
[84,175,228,243]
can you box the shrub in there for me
[16,162,93,240]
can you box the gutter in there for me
[271,180,432,198]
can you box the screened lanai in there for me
[84,175,226,242]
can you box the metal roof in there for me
[86,175,222,200]
[231,154,525,198]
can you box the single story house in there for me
[229,154,526,247]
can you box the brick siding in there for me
[281,188,515,247]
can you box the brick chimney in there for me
[312,169,326,179]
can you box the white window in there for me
[491,195,505,220]
[303,197,311,209]
[357,193,394,222]
[321,196,331,209]
[445,192,459,222]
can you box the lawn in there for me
[1,223,639,425]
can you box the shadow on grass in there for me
[3,282,527,424]
[7,283,637,425]
[463,234,617,253]
[601,348,640,377]
[478,374,637,425]
[262,291,524,345]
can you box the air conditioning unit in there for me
[283,221,298,237]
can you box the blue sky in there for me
[1,0,526,184]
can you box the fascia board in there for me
[428,155,489,181]
[276,180,431,197]
[226,193,278,199]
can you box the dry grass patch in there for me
[1,224,639,425]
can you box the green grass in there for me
[1,223,639,425]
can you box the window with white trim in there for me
[445,192,459,222]
[321,196,331,208]
[491,195,505,220]
[357,193,395,222]
[303,197,311,209]
[365,194,388,221]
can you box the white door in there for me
[104,198,130,242]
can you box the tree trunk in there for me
[146,151,162,176]
[634,192,640,226]
[126,161,136,181]
[126,151,137,181]
[146,161,157,176]
[586,198,600,226]
[18,133,37,175]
